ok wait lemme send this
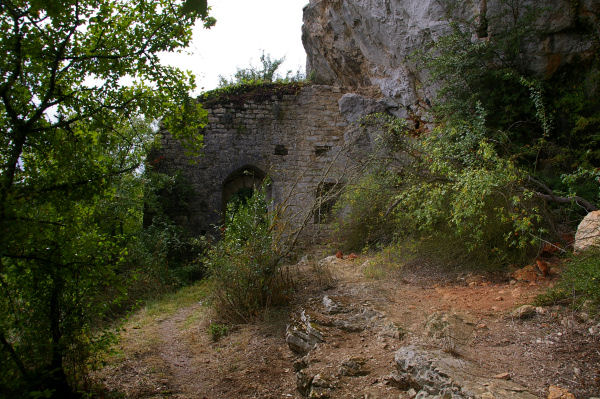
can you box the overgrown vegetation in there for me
[536,249,600,313]
[204,184,293,323]
[0,1,214,397]
[208,322,229,342]
[335,0,598,274]
[217,51,305,87]
[199,51,307,107]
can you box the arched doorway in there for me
[221,165,266,217]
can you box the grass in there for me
[96,280,212,363]
[142,280,212,319]
[362,242,411,279]
[536,248,600,314]
[360,231,517,281]
[90,280,214,396]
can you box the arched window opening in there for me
[221,165,267,219]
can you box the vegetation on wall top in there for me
[199,51,307,107]
[199,80,306,108]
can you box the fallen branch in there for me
[527,175,598,212]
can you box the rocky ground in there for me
[95,254,600,398]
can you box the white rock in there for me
[512,305,536,319]
[574,210,600,253]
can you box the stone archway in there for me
[221,165,266,216]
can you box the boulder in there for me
[394,345,537,398]
[297,370,314,396]
[318,255,343,268]
[286,310,325,355]
[511,305,537,319]
[574,210,600,253]
[309,373,335,398]
[339,357,369,377]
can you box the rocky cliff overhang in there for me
[302,0,599,113]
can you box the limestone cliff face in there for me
[302,0,599,112]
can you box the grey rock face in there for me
[394,345,538,398]
[302,0,598,108]
[286,310,326,355]
[338,93,387,123]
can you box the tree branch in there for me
[0,330,29,379]
[25,9,80,129]
[527,175,598,212]
[14,164,140,199]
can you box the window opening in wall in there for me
[274,144,288,156]
[314,145,331,156]
[221,165,267,221]
[314,182,338,224]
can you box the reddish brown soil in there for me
[95,257,600,398]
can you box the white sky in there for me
[160,0,309,94]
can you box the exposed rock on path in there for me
[285,259,540,399]
[97,254,600,398]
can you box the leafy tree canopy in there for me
[0,0,213,396]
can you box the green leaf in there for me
[30,0,64,17]
[181,0,208,17]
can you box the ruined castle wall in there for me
[155,84,370,243]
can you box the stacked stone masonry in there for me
[156,85,372,242]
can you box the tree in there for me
[217,51,304,87]
[0,0,213,396]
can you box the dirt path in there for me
[96,256,600,398]
[155,304,202,397]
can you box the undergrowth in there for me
[536,249,600,314]
[203,184,293,322]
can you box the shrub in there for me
[208,323,229,342]
[536,249,600,313]
[335,110,542,264]
[398,108,543,258]
[138,169,208,287]
[217,51,305,87]
[204,184,292,322]
[333,170,400,251]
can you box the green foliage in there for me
[334,171,399,251]
[200,51,306,108]
[398,107,543,255]
[536,249,600,313]
[122,167,207,292]
[418,24,534,132]
[411,0,598,241]
[338,110,541,264]
[0,119,153,397]
[199,81,306,109]
[0,1,213,396]
[331,1,597,275]
[208,323,229,342]
[217,51,305,87]
[204,184,292,322]
[361,243,410,279]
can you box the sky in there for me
[160,0,309,94]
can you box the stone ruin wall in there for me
[155,0,599,242]
[155,84,376,243]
